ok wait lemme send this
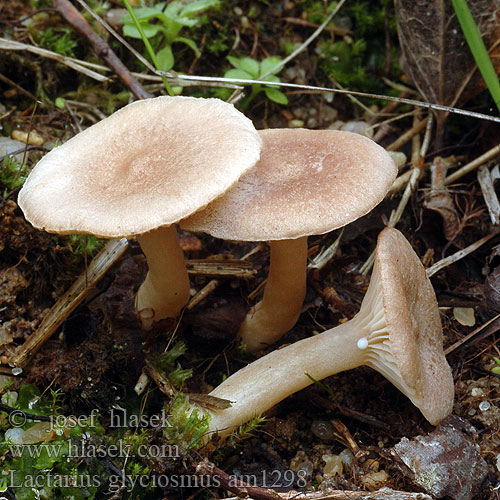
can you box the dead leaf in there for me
[423,157,460,240]
[391,415,491,500]
[394,0,500,138]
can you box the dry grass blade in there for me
[426,230,500,277]
[8,238,129,369]
[0,37,110,82]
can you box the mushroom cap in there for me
[18,96,262,238]
[375,227,454,424]
[182,128,397,241]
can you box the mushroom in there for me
[17,96,262,328]
[198,228,454,437]
[182,129,397,350]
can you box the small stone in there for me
[306,118,318,128]
[339,448,354,469]
[478,401,490,411]
[0,137,29,163]
[5,427,25,445]
[340,120,373,138]
[453,307,475,326]
[290,450,314,478]
[11,129,44,146]
[322,454,343,477]
[11,367,23,376]
[288,119,304,128]
[388,151,407,168]
[360,470,389,489]
[392,416,490,500]
[1,390,18,406]
[471,387,484,397]
[311,420,334,440]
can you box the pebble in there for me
[311,420,334,440]
[1,390,18,406]
[5,427,25,444]
[479,401,491,411]
[388,151,407,167]
[360,470,389,489]
[288,119,304,128]
[290,450,314,478]
[11,129,44,146]
[322,454,343,477]
[471,387,484,397]
[340,120,373,138]
[339,448,354,468]
[0,137,28,163]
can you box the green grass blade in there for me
[451,0,500,113]
[122,0,174,96]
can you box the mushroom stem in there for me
[135,225,190,328]
[209,314,368,436]
[202,250,445,437]
[238,237,308,351]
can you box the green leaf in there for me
[181,0,219,17]
[260,56,283,76]
[227,55,242,68]
[173,36,200,57]
[264,87,288,105]
[451,0,500,113]
[122,22,163,39]
[224,68,254,81]
[262,74,280,83]
[238,57,260,78]
[156,44,174,71]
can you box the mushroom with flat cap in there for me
[182,128,397,350]
[196,228,454,437]
[17,96,262,328]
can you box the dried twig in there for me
[444,143,500,185]
[9,239,129,368]
[360,113,433,275]
[426,230,500,277]
[0,37,110,82]
[52,0,152,99]
[445,313,500,355]
[477,163,500,224]
[186,260,256,278]
[196,459,432,500]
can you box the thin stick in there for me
[426,229,500,277]
[160,73,500,124]
[52,0,152,100]
[477,164,500,225]
[308,229,344,270]
[445,143,500,185]
[445,313,500,355]
[9,238,129,368]
[196,458,432,500]
[0,37,109,82]
[187,279,220,311]
[386,117,429,151]
[360,113,433,275]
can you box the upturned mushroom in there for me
[197,228,454,437]
[17,96,262,328]
[182,128,397,350]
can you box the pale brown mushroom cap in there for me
[376,227,454,424]
[18,96,261,238]
[182,128,397,240]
